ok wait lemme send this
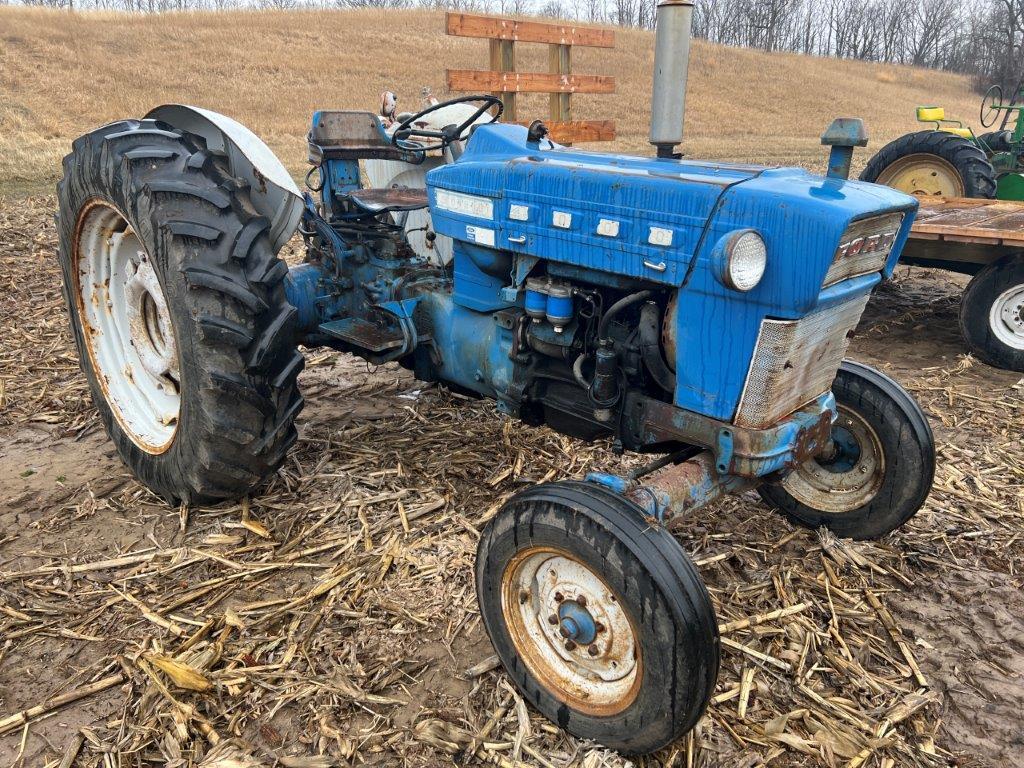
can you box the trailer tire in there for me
[759,361,934,540]
[57,119,303,505]
[860,130,997,199]
[476,481,718,754]
[959,253,1024,372]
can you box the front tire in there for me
[57,119,304,505]
[959,253,1024,371]
[759,361,934,540]
[476,481,718,754]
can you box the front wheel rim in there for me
[989,284,1024,350]
[875,154,965,196]
[781,404,885,513]
[73,200,181,454]
[501,546,642,716]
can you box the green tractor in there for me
[862,81,1024,373]
[861,81,1024,200]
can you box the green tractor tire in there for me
[861,130,997,199]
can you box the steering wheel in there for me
[980,84,1003,128]
[391,95,503,153]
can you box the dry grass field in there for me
[0,6,985,191]
[2,8,1024,768]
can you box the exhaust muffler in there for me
[649,0,695,159]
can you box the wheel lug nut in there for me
[595,622,605,633]
[588,644,599,656]
[564,640,576,651]
[519,590,529,604]
[558,627,570,638]
[554,592,564,602]
[548,614,559,625]
[577,595,587,607]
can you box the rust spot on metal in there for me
[252,166,268,195]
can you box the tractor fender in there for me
[145,104,302,252]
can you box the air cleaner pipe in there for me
[649,0,695,159]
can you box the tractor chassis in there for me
[290,193,840,526]
[586,392,836,524]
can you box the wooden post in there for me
[489,38,516,121]
[549,43,571,143]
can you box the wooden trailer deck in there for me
[910,196,1024,247]
[899,196,1024,372]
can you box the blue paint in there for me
[821,118,868,180]
[584,472,631,494]
[427,124,917,421]
[820,424,862,473]
[545,289,574,328]
[284,262,326,335]
[525,286,548,319]
[558,600,597,645]
[715,428,734,474]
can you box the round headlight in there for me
[723,230,767,292]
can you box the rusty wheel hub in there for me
[781,404,884,513]
[502,547,641,716]
[74,200,180,453]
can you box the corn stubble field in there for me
[1,7,1023,768]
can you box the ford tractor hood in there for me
[427,124,917,317]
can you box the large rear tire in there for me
[476,481,718,754]
[860,130,997,199]
[959,253,1024,372]
[759,361,934,540]
[57,119,304,505]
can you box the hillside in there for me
[0,6,983,192]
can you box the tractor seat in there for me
[345,187,429,214]
[308,110,417,163]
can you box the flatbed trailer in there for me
[899,196,1024,371]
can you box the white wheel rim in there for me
[74,200,180,453]
[989,284,1024,350]
[781,405,885,513]
[501,547,641,716]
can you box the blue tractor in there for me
[56,1,933,753]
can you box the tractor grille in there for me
[735,294,871,428]
[823,212,905,288]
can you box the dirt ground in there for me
[1,194,1022,767]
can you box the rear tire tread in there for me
[57,118,302,504]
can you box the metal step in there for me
[318,317,405,353]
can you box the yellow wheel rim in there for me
[875,154,965,196]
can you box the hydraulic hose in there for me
[572,354,591,388]
[598,290,654,340]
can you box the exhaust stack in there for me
[649,0,695,159]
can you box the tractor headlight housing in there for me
[717,229,767,292]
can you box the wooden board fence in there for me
[445,12,616,145]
